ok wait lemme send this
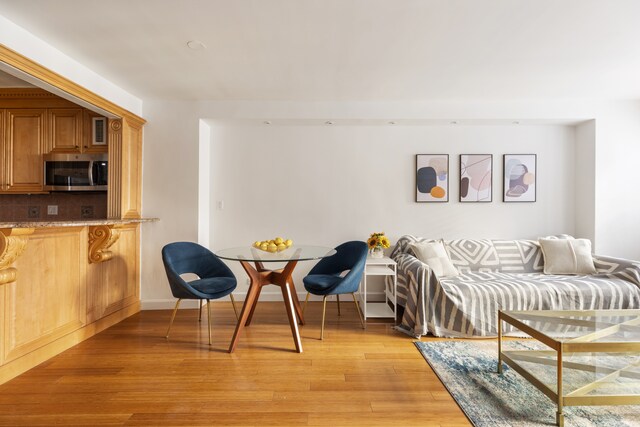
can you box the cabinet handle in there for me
[75,145,79,148]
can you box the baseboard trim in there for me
[141,291,386,310]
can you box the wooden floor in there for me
[0,301,470,426]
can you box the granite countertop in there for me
[0,218,159,229]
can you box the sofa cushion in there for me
[410,240,459,278]
[539,238,597,275]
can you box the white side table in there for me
[358,255,397,324]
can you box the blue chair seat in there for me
[191,277,237,298]
[302,274,343,294]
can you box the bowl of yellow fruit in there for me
[253,237,293,253]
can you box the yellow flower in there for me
[367,232,391,249]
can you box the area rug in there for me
[415,340,640,427]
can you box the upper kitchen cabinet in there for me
[82,110,108,153]
[47,108,83,153]
[1,109,46,193]
[47,109,107,154]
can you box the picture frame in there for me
[503,154,537,202]
[416,154,449,202]
[459,154,492,202]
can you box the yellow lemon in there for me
[253,241,261,248]
[274,237,284,244]
[285,239,293,247]
[260,243,268,251]
[277,243,286,251]
[267,243,278,253]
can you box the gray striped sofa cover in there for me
[387,235,640,338]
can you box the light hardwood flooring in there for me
[0,301,470,426]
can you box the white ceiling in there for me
[1,0,640,101]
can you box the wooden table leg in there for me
[280,280,302,352]
[229,259,304,353]
[245,285,263,326]
[288,277,305,325]
[228,261,262,353]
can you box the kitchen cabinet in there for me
[1,109,46,193]
[47,108,83,153]
[47,109,107,154]
[82,110,108,153]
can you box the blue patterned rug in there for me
[415,340,640,427]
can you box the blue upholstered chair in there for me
[302,241,368,340]
[161,242,238,345]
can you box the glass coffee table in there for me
[498,309,640,426]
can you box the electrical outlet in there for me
[81,206,94,219]
[28,206,40,219]
[47,205,58,215]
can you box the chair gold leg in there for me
[336,294,341,316]
[207,299,212,346]
[165,299,181,339]
[303,292,310,316]
[352,293,365,329]
[230,294,239,321]
[321,296,327,340]
[198,299,203,322]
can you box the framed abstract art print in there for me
[416,154,449,202]
[503,154,536,202]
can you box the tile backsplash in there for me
[0,193,108,222]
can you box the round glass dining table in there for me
[215,245,336,353]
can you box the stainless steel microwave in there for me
[43,153,108,191]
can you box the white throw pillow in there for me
[539,238,597,275]
[410,240,459,278]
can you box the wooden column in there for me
[107,117,144,219]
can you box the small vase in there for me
[370,247,384,258]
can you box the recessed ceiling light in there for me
[187,40,207,50]
[263,120,271,125]
[325,120,334,125]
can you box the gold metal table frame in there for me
[498,309,640,427]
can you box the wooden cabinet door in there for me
[3,109,46,193]
[47,108,83,153]
[86,224,140,323]
[3,227,87,363]
[83,110,108,153]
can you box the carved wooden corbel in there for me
[88,225,122,263]
[0,228,34,285]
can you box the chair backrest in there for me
[161,242,234,299]
[309,241,368,276]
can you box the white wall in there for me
[575,120,596,242]
[139,99,640,308]
[208,123,576,299]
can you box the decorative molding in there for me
[0,88,58,98]
[0,228,34,285]
[88,225,121,263]
[107,119,123,219]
